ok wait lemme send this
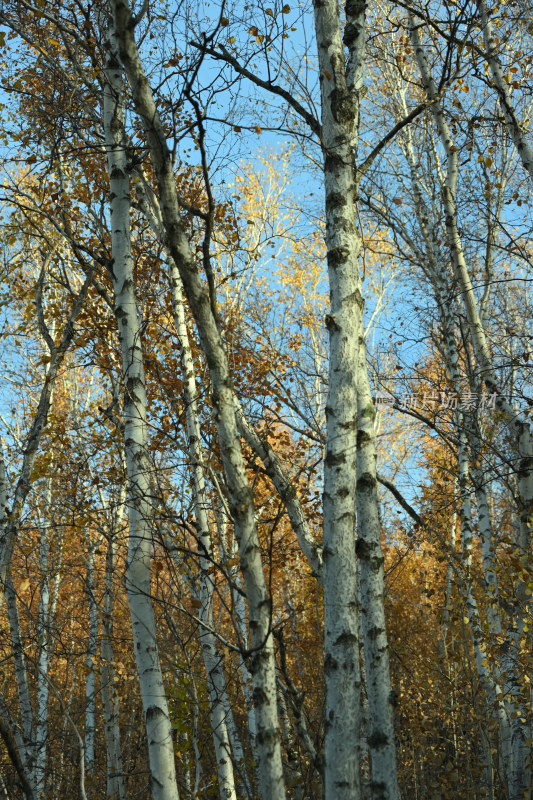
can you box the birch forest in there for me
[0,0,532,798]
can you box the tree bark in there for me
[168,259,237,800]
[103,29,179,800]
[355,342,399,800]
[311,0,363,795]
[101,520,127,800]
[110,4,285,797]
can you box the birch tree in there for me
[2,0,533,798]
[102,25,180,800]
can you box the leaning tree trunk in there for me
[477,0,533,182]
[103,29,179,800]
[111,3,286,798]
[132,166,252,800]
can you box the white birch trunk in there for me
[477,0,533,182]
[215,506,257,749]
[355,342,399,800]
[234,402,322,579]
[469,454,502,639]
[313,0,400,795]
[5,577,35,797]
[276,682,303,799]
[0,450,35,798]
[168,261,236,800]
[408,13,533,556]
[311,0,364,794]
[84,533,98,782]
[409,23,532,796]
[132,169,249,799]
[219,688,252,800]
[0,263,91,610]
[457,460,514,788]
[134,142,260,777]
[439,506,456,666]
[34,477,55,800]
[101,524,127,800]
[111,5,285,797]
[103,32,179,800]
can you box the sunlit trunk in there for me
[168,262,237,800]
[111,4,285,796]
[356,342,399,800]
[103,28,179,800]
[100,489,127,800]
[312,0,399,795]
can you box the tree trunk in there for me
[111,4,285,797]
[103,29,179,800]
[168,260,237,800]
[84,533,99,783]
[356,341,399,800]
[101,521,127,800]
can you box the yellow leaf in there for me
[255,125,262,134]
[265,7,274,15]
[220,17,229,26]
